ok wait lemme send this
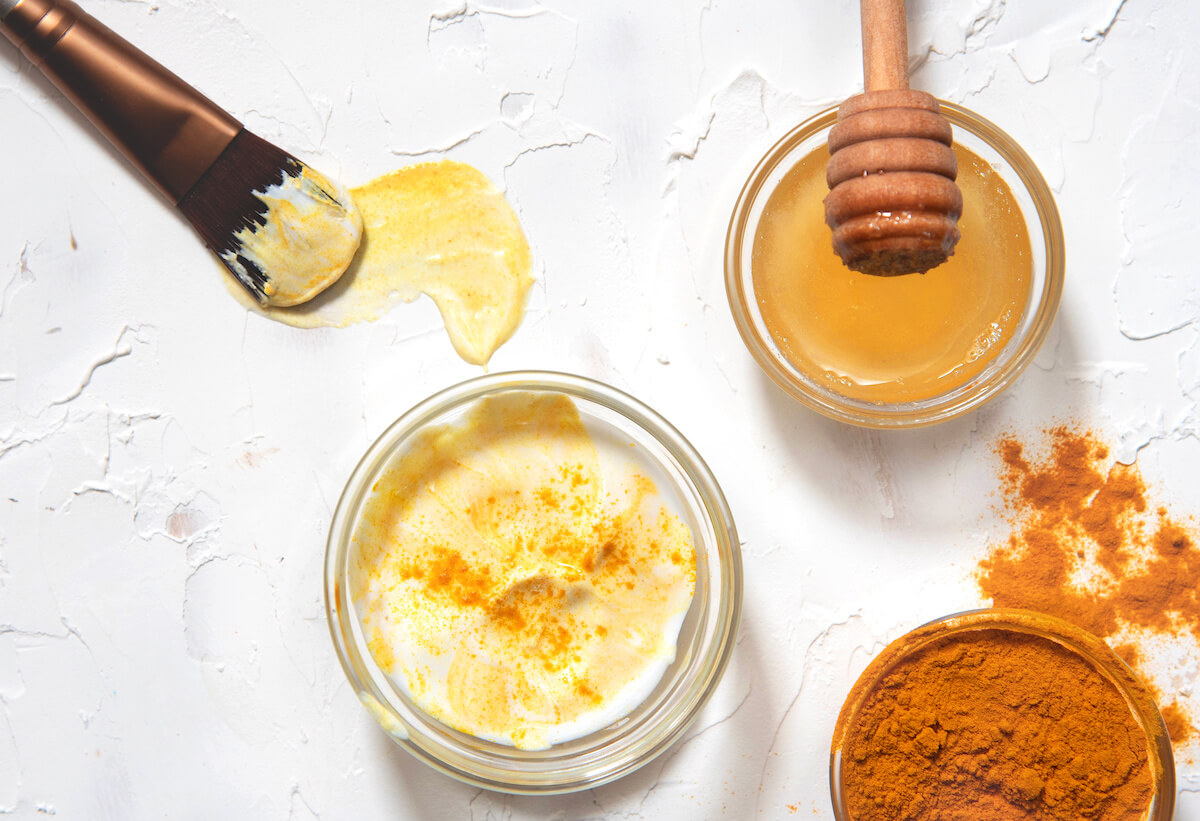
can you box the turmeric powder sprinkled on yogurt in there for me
[350,392,696,749]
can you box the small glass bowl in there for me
[725,103,1065,428]
[830,609,1175,821]
[325,371,742,794]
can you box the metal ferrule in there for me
[0,0,241,202]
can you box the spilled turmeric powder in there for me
[977,426,1200,744]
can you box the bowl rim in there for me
[828,607,1176,821]
[324,370,743,794]
[724,102,1066,429]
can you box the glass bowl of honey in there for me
[725,103,1064,428]
[325,371,742,793]
[829,609,1175,821]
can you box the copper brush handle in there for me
[1,0,241,203]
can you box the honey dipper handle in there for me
[861,0,910,91]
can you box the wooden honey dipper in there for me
[824,0,962,277]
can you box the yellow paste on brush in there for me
[223,165,364,307]
[229,160,533,366]
[350,393,696,749]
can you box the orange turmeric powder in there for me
[840,628,1155,821]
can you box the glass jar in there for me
[725,103,1065,428]
[325,371,743,794]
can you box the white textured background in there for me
[2,0,1198,817]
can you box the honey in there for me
[752,143,1032,404]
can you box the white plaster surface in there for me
[1,0,1199,817]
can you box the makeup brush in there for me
[824,0,962,277]
[0,0,362,307]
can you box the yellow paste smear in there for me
[351,393,697,749]
[229,161,533,366]
[752,144,1033,403]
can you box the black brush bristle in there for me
[178,129,301,301]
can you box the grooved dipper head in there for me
[824,90,962,276]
